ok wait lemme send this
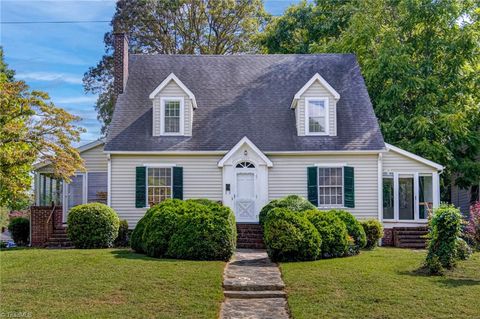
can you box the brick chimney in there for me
[113,32,129,96]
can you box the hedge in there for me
[332,209,367,252]
[131,199,236,260]
[263,208,321,262]
[8,217,29,246]
[67,203,120,248]
[259,195,316,226]
[305,210,349,258]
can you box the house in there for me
[451,169,479,215]
[30,33,444,248]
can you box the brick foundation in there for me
[382,228,394,246]
[30,206,63,247]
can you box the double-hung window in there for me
[147,167,172,206]
[161,97,184,135]
[318,167,343,207]
[305,98,329,135]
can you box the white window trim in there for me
[305,97,329,136]
[160,97,184,136]
[382,172,435,222]
[145,166,174,208]
[317,166,344,209]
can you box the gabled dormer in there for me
[291,73,340,137]
[150,73,197,136]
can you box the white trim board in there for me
[385,143,444,170]
[149,73,197,108]
[291,73,340,108]
[218,136,273,168]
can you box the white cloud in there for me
[55,96,98,104]
[16,72,83,84]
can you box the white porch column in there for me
[377,153,383,222]
[432,171,440,208]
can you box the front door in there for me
[235,172,256,222]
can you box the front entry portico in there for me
[218,137,273,223]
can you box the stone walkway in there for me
[220,249,290,319]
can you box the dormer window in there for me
[161,97,184,135]
[305,97,329,135]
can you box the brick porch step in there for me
[236,224,265,249]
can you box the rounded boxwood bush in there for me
[67,203,120,248]
[8,217,29,246]
[331,209,366,251]
[167,210,236,261]
[133,199,237,260]
[263,208,321,262]
[361,219,384,250]
[259,195,316,226]
[305,210,349,258]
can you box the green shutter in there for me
[135,167,146,208]
[344,166,355,208]
[307,167,318,206]
[173,167,183,200]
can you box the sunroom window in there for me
[147,167,172,206]
[383,176,394,219]
[38,173,63,206]
[318,167,343,207]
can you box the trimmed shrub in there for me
[259,195,315,226]
[425,204,462,274]
[67,203,120,248]
[114,219,130,247]
[167,210,236,261]
[8,217,29,246]
[305,210,349,258]
[361,219,384,249]
[455,238,472,260]
[331,209,366,250]
[264,208,321,261]
[132,199,236,260]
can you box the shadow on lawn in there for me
[110,249,178,262]
[397,269,480,287]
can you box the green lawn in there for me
[0,249,225,319]
[281,248,480,319]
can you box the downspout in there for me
[107,153,111,207]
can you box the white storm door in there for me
[63,173,86,221]
[235,172,256,222]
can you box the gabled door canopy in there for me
[218,136,273,167]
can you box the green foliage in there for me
[331,209,366,250]
[167,211,236,261]
[67,203,120,248]
[0,49,84,207]
[455,238,472,261]
[0,207,9,230]
[361,219,384,249]
[263,208,321,262]
[7,217,29,246]
[114,219,129,247]
[305,210,349,258]
[425,204,462,274]
[84,0,268,132]
[259,195,316,225]
[132,199,236,260]
[259,0,480,192]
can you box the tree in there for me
[84,0,267,133]
[259,0,480,192]
[0,50,85,208]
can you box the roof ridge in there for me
[130,53,355,57]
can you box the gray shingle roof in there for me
[105,54,385,152]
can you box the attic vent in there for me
[236,161,255,169]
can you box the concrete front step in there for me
[224,290,286,299]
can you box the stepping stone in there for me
[220,249,290,319]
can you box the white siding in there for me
[297,81,337,136]
[110,154,222,226]
[383,149,437,174]
[152,80,193,136]
[37,144,107,173]
[268,154,379,220]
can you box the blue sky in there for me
[1,0,298,145]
